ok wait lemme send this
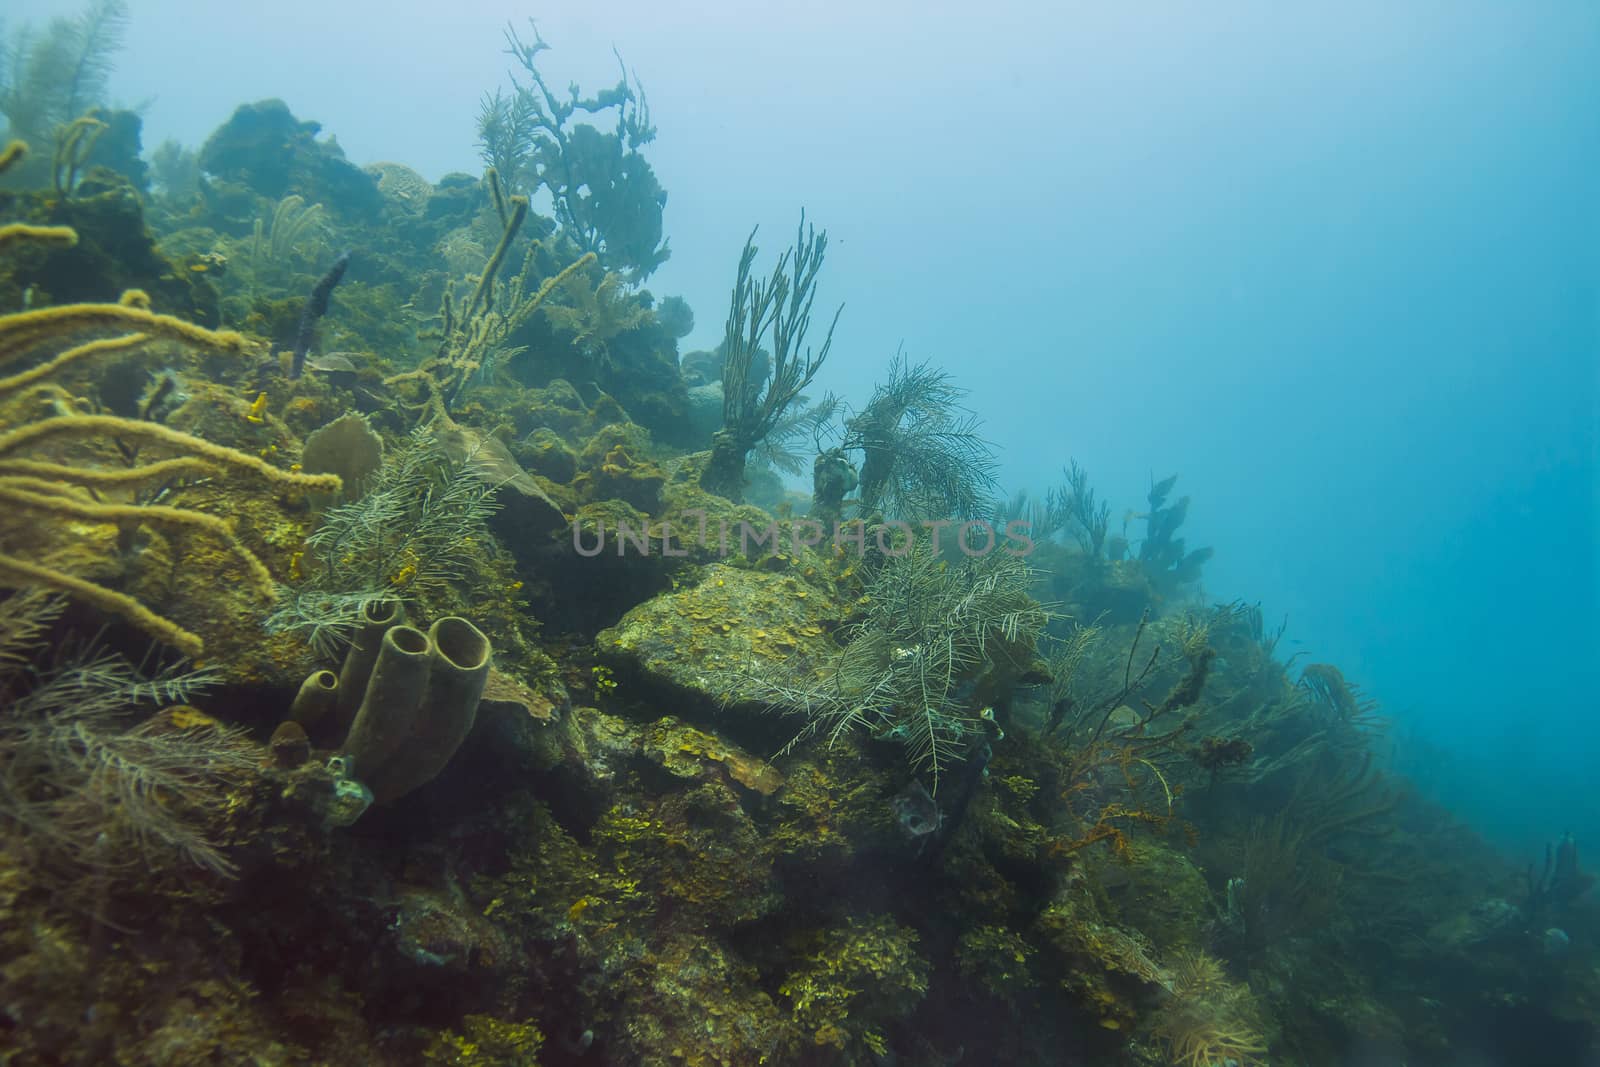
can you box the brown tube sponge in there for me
[366,617,491,804]
[340,624,430,780]
[289,669,341,733]
[335,599,405,727]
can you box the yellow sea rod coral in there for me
[0,281,339,656]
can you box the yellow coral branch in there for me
[0,295,340,659]
[0,415,342,495]
[0,455,215,487]
[0,333,146,397]
[0,223,78,250]
[0,141,24,175]
[0,481,277,598]
[465,194,529,320]
[0,550,204,659]
[535,252,599,315]
[0,300,246,368]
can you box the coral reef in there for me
[0,276,337,655]
[0,29,1590,1067]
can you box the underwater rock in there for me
[84,108,150,192]
[573,423,666,512]
[432,422,566,541]
[389,884,521,973]
[779,914,930,1057]
[1543,927,1571,956]
[680,348,722,386]
[1082,837,1214,952]
[518,427,579,484]
[604,933,800,1065]
[598,562,842,716]
[424,1016,545,1064]
[269,720,312,768]
[513,379,593,439]
[1430,897,1523,949]
[480,666,563,724]
[639,716,784,795]
[425,171,487,226]
[1043,551,1155,626]
[198,99,383,221]
[0,168,219,323]
[685,380,724,440]
[656,294,694,339]
[507,387,631,452]
[364,161,431,216]
[1037,888,1169,1035]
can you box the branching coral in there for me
[1152,949,1268,1067]
[249,194,328,270]
[1047,459,1111,555]
[0,219,340,654]
[701,214,841,502]
[1037,611,1216,857]
[1299,662,1385,732]
[1217,752,1397,964]
[1131,473,1212,593]
[484,19,671,280]
[385,171,594,424]
[51,112,107,196]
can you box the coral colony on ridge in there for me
[0,5,1594,1066]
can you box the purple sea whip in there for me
[290,250,351,378]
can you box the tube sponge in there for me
[335,599,405,728]
[341,624,430,780]
[289,669,340,733]
[364,617,491,804]
[323,614,494,808]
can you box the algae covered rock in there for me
[0,169,219,323]
[1082,837,1214,952]
[779,914,930,1058]
[364,161,431,216]
[598,562,843,710]
[199,99,382,221]
[518,427,578,484]
[432,421,566,541]
[572,422,665,511]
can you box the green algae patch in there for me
[422,1015,544,1066]
[779,914,929,1058]
[640,716,784,795]
[598,562,843,707]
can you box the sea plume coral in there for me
[744,540,1045,789]
[0,598,257,890]
[1151,949,1268,1067]
[265,423,501,657]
